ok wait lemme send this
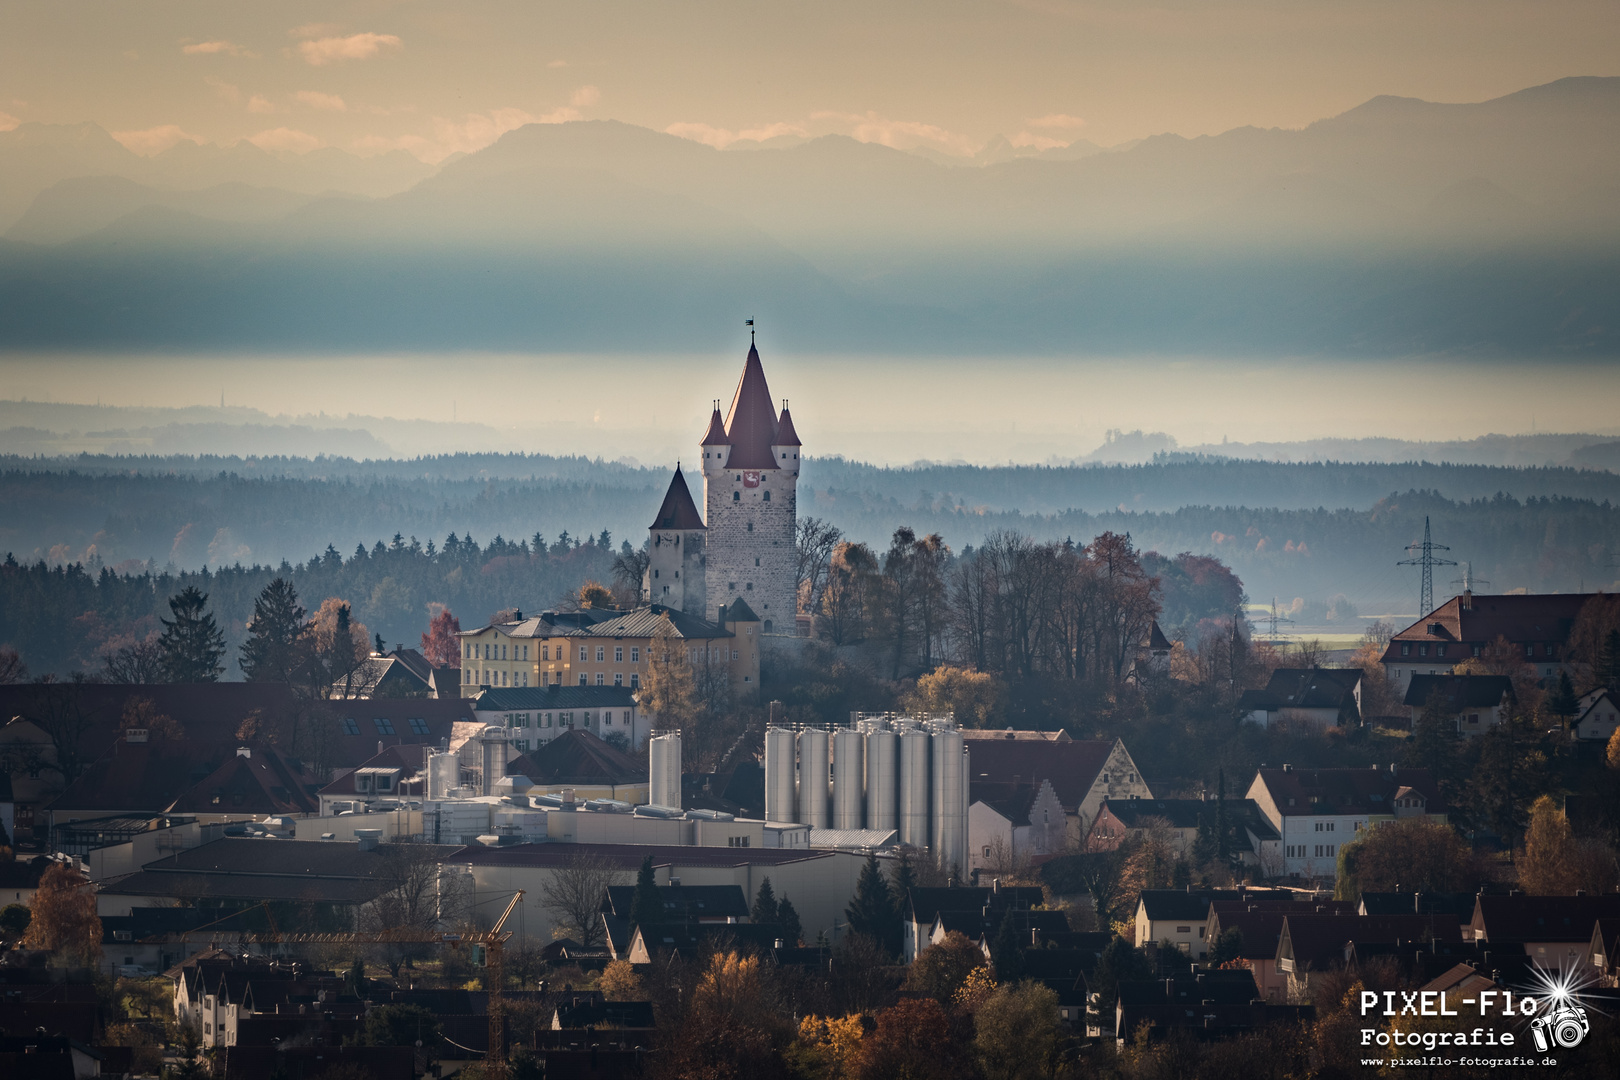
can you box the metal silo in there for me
[764,727,798,823]
[899,728,932,847]
[865,728,898,832]
[649,733,682,809]
[832,727,865,829]
[930,728,966,872]
[800,727,830,828]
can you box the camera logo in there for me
[1530,1003,1589,1052]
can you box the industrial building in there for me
[764,713,969,873]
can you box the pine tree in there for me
[845,853,901,955]
[777,897,802,946]
[628,855,661,931]
[752,876,780,925]
[158,586,226,683]
[992,907,1027,983]
[1406,688,1459,785]
[1548,670,1579,724]
[239,578,308,682]
[1216,768,1230,862]
[893,849,917,909]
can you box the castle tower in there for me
[702,342,800,633]
[644,465,707,616]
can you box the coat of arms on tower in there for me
[743,471,761,487]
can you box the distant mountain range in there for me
[2,77,1619,354]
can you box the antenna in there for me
[1398,515,1457,616]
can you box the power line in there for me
[1397,515,1457,617]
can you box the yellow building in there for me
[457,599,761,700]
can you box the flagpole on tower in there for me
[746,318,754,344]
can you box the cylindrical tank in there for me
[479,726,507,796]
[899,729,931,847]
[799,728,830,828]
[649,733,682,809]
[930,728,966,872]
[832,728,865,830]
[764,727,798,823]
[865,729,898,832]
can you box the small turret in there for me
[701,400,729,477]
[645,464,707,616]
[773,399,801,478]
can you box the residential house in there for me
[1277,913,1462,1002]
[1380,591,1594,691]
[902,883,1046,962]
[345,646,457,700]
[1135,890,1216,957]
[1573,688,1620,743]
[1239,667,1363,730]
[457,600,761,700]
[1086,797,1274,864]
[1403,674,1513,736]
[1246,765,1447,881]
[553,997,656,1031]
[472,685,648,751]
[1466,893,1620,973]
[1587,918,1620,986]
[0,854,55,907]
[961,734,1152,843]
[599,882,751,958]
[1112,969,1312,1047]
[968,778,1066,874]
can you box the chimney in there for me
[237,746,252,758]
[354,829,382,852]
[1281,763,1293,773]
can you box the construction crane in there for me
[156,890,526,1080]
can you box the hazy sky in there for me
[5,353,1617,465]
[4,1,1618,162]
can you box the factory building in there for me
[765,713,969,873]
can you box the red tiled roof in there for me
[166,749,320,815]
[649,466,706,531]
[965,739,1115,812]
[1280,913,1462,969]
[722,343,780,470]
[318,744,430,797]
[1470,894,1620,945]
[1381,593,1596,663]
[507,730,644,786]
[775,404,801,447]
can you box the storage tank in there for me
[930,728,966,872]
[799,727,830,828]
[649,733,682,809]
[764,727,798,823]
[899,728,932,847]
[426,750,459,801]
[865,728,898,832]
[832,728,865,830]
[479,726,507,796]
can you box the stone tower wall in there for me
[704,459,797,632]
[646,529,707,617]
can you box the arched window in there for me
[733,491,740,501]
[763,490,771,501]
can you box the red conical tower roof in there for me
[649,464,706,530]
[774,399,801,447]
[700,403,729,446]
[723,342,780,469]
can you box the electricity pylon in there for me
[1398,516,1456,616]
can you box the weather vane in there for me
[745,317,754,343]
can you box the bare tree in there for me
[358,840,449,978]
[21,681,96,783]
[102,636,165,684]
[538,852,621,949]
[611,546,651,607]
[0,646,26,684]
[795,517,843,616]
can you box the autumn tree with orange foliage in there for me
[22,862,101,967]
[420,606,461,668]
[665,951,791,1080]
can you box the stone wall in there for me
[703,460,798,633]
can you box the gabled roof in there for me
[650,466,706,531]
[1278,913,1462,970]
[506,729,644,786]
[1099,798,1212,831]
[554,999,655,1029]
[718,598,759,623]
[1359,891,1481,919]
[906,884,1044,926]
[1240,667,1361,712]
[472,604,733,641]
[1470,894,1620,945]
[1252,766,1446,817]
[1381,593,1595,662]
[966,739,1119,811]
[51,740,278,817]
[721,343,780,470]
[1138,890,1212,922]
[166,749,320,815]
[970,781,1045,827]
[1403,674,1514,710]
